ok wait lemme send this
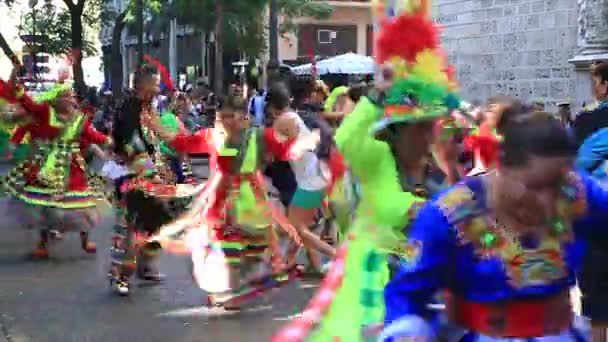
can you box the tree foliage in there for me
[18,0,102,58]
[173,0,332,56]
[279,0,333,35]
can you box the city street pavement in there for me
[0,159,318,342]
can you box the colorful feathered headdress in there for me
[370,0,461,133]
[34,83,73,104]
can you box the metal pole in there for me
[136,0,144,66]
[169,18,177,85]
[201,33,207,81]
[268,0,278,65]
[213,0,223,95]
[32,6,37,81]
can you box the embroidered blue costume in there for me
[381,173,606,341]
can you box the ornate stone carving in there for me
[577,0,587,47]
[577,0,608,55]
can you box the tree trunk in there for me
[0,31,18,66]
[269,0,278,64]
[213,0,223,95]
[136,0,144,66]
[111,11,127,98]
[65,0,86,93]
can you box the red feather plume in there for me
[464,125,500,168]
[143,54,175,92]
[376,13,440,64]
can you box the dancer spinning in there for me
[0,65,111,258]
[149,95,313,310]
[273,1,462,340]
[381,111,603,341]
[109,64,185,295]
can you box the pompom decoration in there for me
[385,77,448,107]
[463,125,501,168]
[34,83,72,104]
[376,12,440,65]
[411,49,450,85]
[444,92,462,110]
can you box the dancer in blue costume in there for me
[382,112,603,341]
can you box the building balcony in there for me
[321,0,372,8]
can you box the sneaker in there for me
[81,241,97,254]
[80,232,97,254]
[31,246,49,259]
[320,261,333,274]
[110,278,130,296]
[49,230,64,240]
[137,269,166,282]
[302,265,324,279]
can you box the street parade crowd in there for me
[5,0,608,341]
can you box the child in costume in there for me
[463,120,500,175]
[0,73,111,259]
[149,95,314,310]
[109,64,193,296]
[272,1,462,340]
[463,96,526,175]
[381,112,598,341]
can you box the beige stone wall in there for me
[434,0,579,111]
[279,6,372,61]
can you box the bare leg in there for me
[80,230,97,254]
[136,241,164,281]
[591,321,608,342]
[287,205,335,270]
[267,225,285,273]
[109,226,134,295]
[592,327,607,342]
[32,229,50,258]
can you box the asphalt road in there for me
[0,160,317,342]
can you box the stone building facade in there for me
[433,0,579,111]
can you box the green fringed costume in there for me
[308,97,426,342]
[272,3,462,339]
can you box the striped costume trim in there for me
[218,266,303,306]
[271,244,349,341]
[210,229,269,264]
[3,183,102,208]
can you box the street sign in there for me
[22,55,34,64]
[36,55,49,64]
[20,34,47,43]
[22,45,44,54]
[21,54,49,65]
[35,66,50,74]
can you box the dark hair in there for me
[134,64,158,89]
[220,95,248,113]
[348,84,367,102]
[112,90,154,156]
[591,61,608,83]
[499,111,576,167]
[267,82,291,110]
[489,96,527,134]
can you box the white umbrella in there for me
[292,53,375,76]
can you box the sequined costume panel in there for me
[166,127,299,300]
[1,88,110,231]
[381,173,608,341]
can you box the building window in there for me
[298,24,357,59]
[366,24,373,56]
